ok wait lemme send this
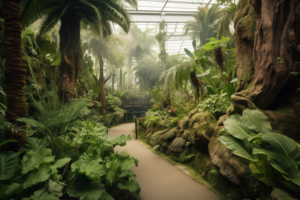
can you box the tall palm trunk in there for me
[99,52,106,113]
[58,12,82,102]
[119,67,122,89]
[3,0,27,150]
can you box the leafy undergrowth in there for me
[0,96,141,200]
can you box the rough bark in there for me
[249,0,300,109]
[58,13,82,102]
[119,67,122,89]
[99,52,106,113]
[232,0,300,140]
[104,72,112,85]
[3,0,27,150]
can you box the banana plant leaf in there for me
[253,148,300,186]
[219,134,258,161]
[242,109,272,133]
[261,132,300,162]
[223,114,256,140]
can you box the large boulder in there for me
[182,128,196,143]
[193,122,215,153]
[188,108,199,119]
[138,117,145,126]
[146,129,169,146]
[271,188,297,200]
[208,137,249,186]
[167,137,187,155]
[177,116,189,131]
[157,128,177,151]
[189,112,216,128]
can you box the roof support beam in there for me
[130,12,194,23]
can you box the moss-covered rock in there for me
[182,128,196,143]
[177,116,189,131]
[138,117,145,126]
[271,188,297,200]
[217,115,228,126]
[147,129,169,146]
[189,112,216,128]
[208,137,249,186]
[188,108,198,119]
[157,128,177,151]
[167,137,187,155]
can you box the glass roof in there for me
[119,0,219,56]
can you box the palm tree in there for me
[184,4,222,46]
[88,35,126,113]
[2,0,27,150]
[122,25,156,81]
[22,0,137,101]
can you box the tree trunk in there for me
[3,0,27,151]
[232,0,300,141]
[58,12,82,102]
[249,0,300,109]
[119,67,122,89]
[112,72,115,92]
[123,72,126,88]
[99,52,106,113]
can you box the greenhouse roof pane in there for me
[120,0,220,57]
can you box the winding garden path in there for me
[109,123,221,200]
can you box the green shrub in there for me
[197,94,230,119]
[220,109,300,197]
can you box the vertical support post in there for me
[134,116,138,139]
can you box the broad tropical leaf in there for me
[242,109,272,133]
[22,188,59,200]
[0,151,18,180]
[50,158,71,174]
[224,114,255,140]
[21,148,55,174]
[253,148,300,186]
[184,48,194,59]
[261,132,300,162]
[23,165,52,189]
[67,175,105,199]
[71,153,106,181]
[118,180,140,194]
[219,135,258,161]
[101,192,114,200]
[48,180,63,197]
[249,160,275,187]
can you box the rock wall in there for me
[138,109,271,199]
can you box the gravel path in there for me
[109,123,221,200]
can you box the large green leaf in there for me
[261,133,300,162]
[242,109,272,133]
[21,148,55,174]
[106,169,119,186]
[22,188,59,200]
[224,114,255,140]
[0,151,18,180]
[50,158,71,174]
[4,183,23,196]
[184,48,194,59]
[219,135,258,161]
[118,180,140,194]
[253,148,300,186]
[23,165,51,189]
[249,159,275,187]
[48,179,63,197]
[67,175,105,200]
[71,153,106,181]
[100,192,114,200]
[39,41,57,56]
